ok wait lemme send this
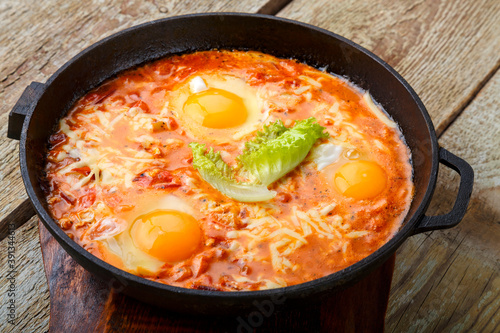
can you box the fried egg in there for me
[101,195,202,275]
[312,143,388,200]
[170,74,265,143]
[131,209,201,263]
[334,160,387,199]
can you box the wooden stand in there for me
[39,221,395,332]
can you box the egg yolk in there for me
[184,88,248,128]
[334,161,387,199]
[132,210,202,262]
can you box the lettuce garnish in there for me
[189,143,276,202]
[189,117,328,202]
[238,118,329,186]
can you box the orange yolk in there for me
[183,88,248,128]
[132,210,202,262]
[334,161,387,199]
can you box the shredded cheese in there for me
[363,92,397,128]
[299,75,322,88]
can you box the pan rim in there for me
[19,12,439,303]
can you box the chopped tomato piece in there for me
[71,166,91,176]
[131,100,150,113]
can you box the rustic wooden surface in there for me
[0,0,498,332]
[386,71,500,333]
[39,221,394,333]
[0,216,49,332]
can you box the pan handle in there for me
[412,147,474,235]
[7,82,45,140]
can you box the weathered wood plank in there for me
[0,216,49,332]
[277,0,500,135]
[2,0,498,331]
[387,71,500,332]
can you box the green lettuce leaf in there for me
[189,142,276,202]
[189,118,328,202]
[238,117,329,186]
[242,120,288,154]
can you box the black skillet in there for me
[7,13,473,314]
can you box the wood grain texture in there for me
[39,221,394,333]
[0,216,49,332]
[277,0,500,135]
[1,0,498,331]
[387,71,500,332]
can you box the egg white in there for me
[308,142,346,190]
[169,73,265,143]
[101,195,196,275]
[310,143,343,171]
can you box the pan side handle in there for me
[412,147,474,235]
[7,82,45,140]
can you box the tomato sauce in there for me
[43,50,413,291]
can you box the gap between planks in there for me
[258,0,293,15]
[0,198,35,242]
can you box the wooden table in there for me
[1,0,498,331]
